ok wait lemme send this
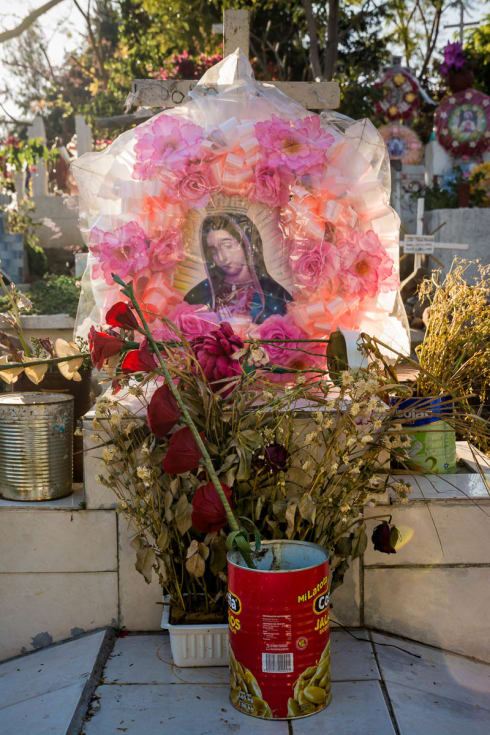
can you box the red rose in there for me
[147,384,181,438]
[192,481,232,533]
[162,426,202,474]
[121,339,157,373]
[106,302,139,331]
[89,326,124,370]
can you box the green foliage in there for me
[0,137,57,173]
[26,240,48,278]
[22,275,81,318]
[422,166,486,210]
[465,15,490,95]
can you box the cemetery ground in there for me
[1,628,489,735]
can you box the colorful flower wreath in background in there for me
[87,111,399,374]
[435,89,490,158]
[379,123,423,165]
[375,69,419,121]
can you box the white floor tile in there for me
[104,635,228,684]
[386,681,490,735]
[330,630,379,680]
[82,684,289,735]
[0,630,106,710]
[291,681,396,735]
[372,633,490,711]
[1,681,85,735]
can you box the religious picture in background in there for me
[449,104,487,143]
[184,212,292,323]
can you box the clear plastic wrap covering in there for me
[73,51,410,365]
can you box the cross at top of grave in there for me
[127,9,340,114]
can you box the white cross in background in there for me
[401,197,469,290]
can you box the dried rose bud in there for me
[371,521,399,554]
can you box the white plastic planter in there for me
[161,597,228,667]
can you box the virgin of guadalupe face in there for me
[206,229,252,284]
[183,212,293,323]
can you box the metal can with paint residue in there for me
[0,392,73,501]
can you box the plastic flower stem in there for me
[113,275,256,569]
[0,353,90,371]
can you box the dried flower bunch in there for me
[416,261,490,453]
[90,295,413,622]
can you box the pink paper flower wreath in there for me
[133,114,204,181]
[255,115,335,176]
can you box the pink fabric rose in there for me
[249,164,293,208]
[89,221,149,284]
[156,303,220,341]
[289,239,340,292]
[165,162,215,209]
[336,228,398,300]
[148,230,185,272]
[257,314,321,368]
[255,115,334,176]
[133,114,204,180]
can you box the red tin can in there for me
[227,540,331,719]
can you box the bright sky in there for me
[0,0,488,126]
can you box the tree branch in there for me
[73,0,108,86]
[0,0,66,43]
[324,0,339,81]
[301,0,323,80]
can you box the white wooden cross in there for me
[128,9,340,113]
[400,197,469,289]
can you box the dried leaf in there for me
[335,536,352,557]
[55,338,83,381]
[0,313,15,330]
[199,542,210,560]
[240,430,262,450]
[156,526,169,551]
[298,494,316,525]
[186,553,205,577]
[135,545,155,584]
[156,556,168,583]
[352,526,368,558]
[0,355,23,384]
[24,359,48,385]
[175,494,192,535]
[209,536,227,574]
[186,539,199,559]
[285,503,297,539]
[236,445,251,481]
[164,490,173,522]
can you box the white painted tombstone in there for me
[75,114,93,157]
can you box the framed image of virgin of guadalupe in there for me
[177,195,294,327]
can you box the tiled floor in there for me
[1,629,488,735]
[81,631,490,735]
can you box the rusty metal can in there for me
[227,540,331,719]
[0,392,74,501]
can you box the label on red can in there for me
[228,542,331,719]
